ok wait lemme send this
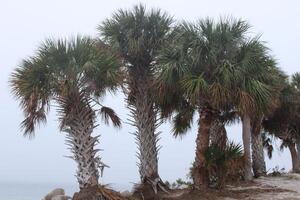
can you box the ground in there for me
[126,173,300,200]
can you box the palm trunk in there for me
[129,79,164,192]
[251,120,266,177]
[288,143,300,173]
[63,103,101,189]
[242,114,253,181]
[193,107,213,188]
[296,143,300,172]
[210,119,227,150]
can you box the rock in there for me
[43,188,65,200]
[51,195,71,200]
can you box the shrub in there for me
[204,141,245,188]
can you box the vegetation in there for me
[204,141,244,188]
[10,37,122,198]
[8,4,300,199]
[159,16,284,187]
[263,73,300,173]
[99,4,173,193]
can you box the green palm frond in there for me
[10,36,122,137]
[292,72,300,92]
[10,57,53,136]
[181,74,208,103]
[171,102,195,137]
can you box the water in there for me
[0,182,78,200]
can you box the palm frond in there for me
[171,103,195,137]
[10,57,52,137]
[99,106,121,128]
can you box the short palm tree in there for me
[10,37,121,194]
[160,17,283,186]
[263,73,300,172]
[292,73,300,161]
[98,5,173,192]
[160,18,250,187]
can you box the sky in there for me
[0,0,299,191]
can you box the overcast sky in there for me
[0,0,299,191]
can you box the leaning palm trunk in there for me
[242,114,253,180]
[210,119,227,150]
[128,81,165,193]
[193,107,213,188]
[251,120,266,177]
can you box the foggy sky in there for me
[0,0,299,190]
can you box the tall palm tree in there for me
[98,5,173,192]
[10,37,121,196]
[233,38,284,180]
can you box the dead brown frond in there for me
[99,106,122,128]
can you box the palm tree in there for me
[232,38,284,180]
[160,18,252,187]
[292,73,300,160]
[98,5,173,192]
[160,17,283,186]
[10,37,122,197]
[263,73,300,173]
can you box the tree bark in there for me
[251,119,266,178]
[210,118,227,150]
[128,78,164,193]
[296,143,300,172]
[63,103,100,189]
[193,107,213,188]
[288,143,300,173]
[242,114,253,181]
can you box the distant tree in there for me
[10,37,122,198]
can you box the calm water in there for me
[0,182,78,200]
[0,182,130,200]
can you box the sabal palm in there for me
[99,5,173,191]
[160,18,249,187]
[263,73,300,172]
[234,39,285,179]
[292,73,300,163]
[160,17,282,186]
[10,37,121,189]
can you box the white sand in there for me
[225,173,300,200]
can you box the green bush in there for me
[204,141,244,188]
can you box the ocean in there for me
[0,182,78,200]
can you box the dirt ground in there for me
[128,173,300,200]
